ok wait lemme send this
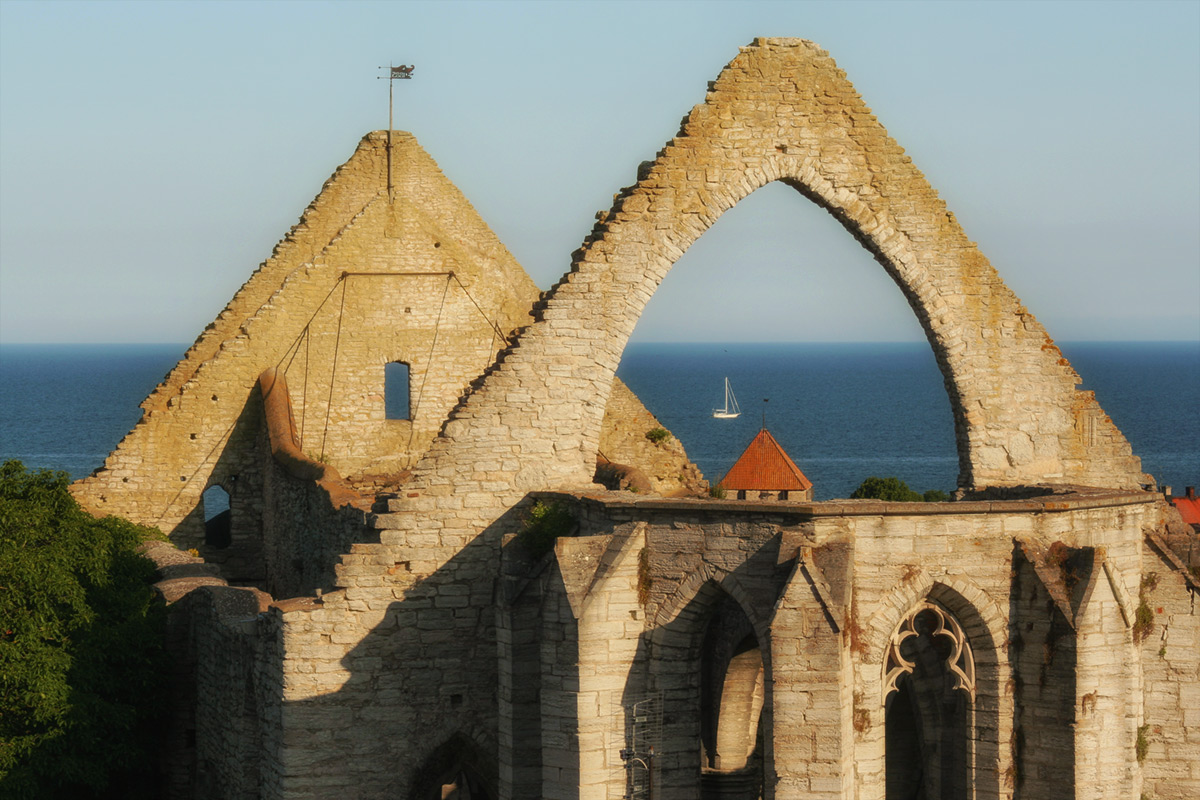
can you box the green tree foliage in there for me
[516,500,577,557]
[0,461,168,799]
[851,476,948,503]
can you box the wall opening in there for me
[202,484,231,549]
[614,181,958,500]
[884,604,974,799]
[385,361,411,420]
[699,592,764,798]
[408,733,497,800]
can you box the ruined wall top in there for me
[397,36,1145,523]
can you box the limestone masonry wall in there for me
[1139,518,1200,799]
[473,488,1166,799]
[387,36,1144,551]
[73,35,1195,800]
[72,132,698,576]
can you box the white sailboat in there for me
[712,377,741,419]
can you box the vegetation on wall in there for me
[644,427,671,445]
[851,476,948,503]
[516,499,577,558]
[0,461,168,799]
[1133,572,1159,645]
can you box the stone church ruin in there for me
[73,38,1197,799]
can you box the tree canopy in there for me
[851,475,948,503]
[0,461,168,799]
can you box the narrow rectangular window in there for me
[385,361,411,420]
[202,484,231,549]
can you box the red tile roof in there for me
[1172,494,1200,526]
[719,428,812,492]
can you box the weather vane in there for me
[378,63,415,198]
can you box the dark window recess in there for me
[202,485,231,549]
[385,361,412,420]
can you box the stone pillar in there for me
[1073,569,1139,799]
[541,526,647,799]
[771,547,853,799]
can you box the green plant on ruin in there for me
[0,461,169,799]
[1133,572,1158,644]
[850,476,948,503]
[1142,572,1159,593]
[644,427,671,445]
[708,484,727,499]
[1136,724,1150,763]
[516,499,576,558]
[1133,603,1155,645]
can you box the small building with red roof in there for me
[1169,486,1200,530]
[718,427,813,501]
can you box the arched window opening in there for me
[699,593,765,798]
[884,603,973,799]
[409,734,497,800]
[202,484,231,549]
[614,182,957,501]
[385,361,411,420]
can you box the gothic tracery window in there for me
[883,601,975,800]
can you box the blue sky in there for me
[1,0,1197,344]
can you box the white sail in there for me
[712,377,741,419]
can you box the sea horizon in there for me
[2,340,1197,498]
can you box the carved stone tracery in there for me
[883,602,976,700]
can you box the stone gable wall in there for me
[73,133,540,558]
[378,38,1144,581]
[72,131,700,582]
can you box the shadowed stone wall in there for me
[72,133,698,580]
[481,488,1161,799]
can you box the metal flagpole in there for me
[378,63,414,200]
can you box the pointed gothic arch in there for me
[409,37,1142,509]
[883,602,976,799]
[407,731,497,800]
[874,583,1007,800]
[648,579,771,798]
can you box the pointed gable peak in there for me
[719,428,813,492]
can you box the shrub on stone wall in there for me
[644,427,671,445]
[0,461,168,799]
[516,500,577,558]
[851,476,947,502]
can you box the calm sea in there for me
[1,342,1196,500]
[618,341,1198,499]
